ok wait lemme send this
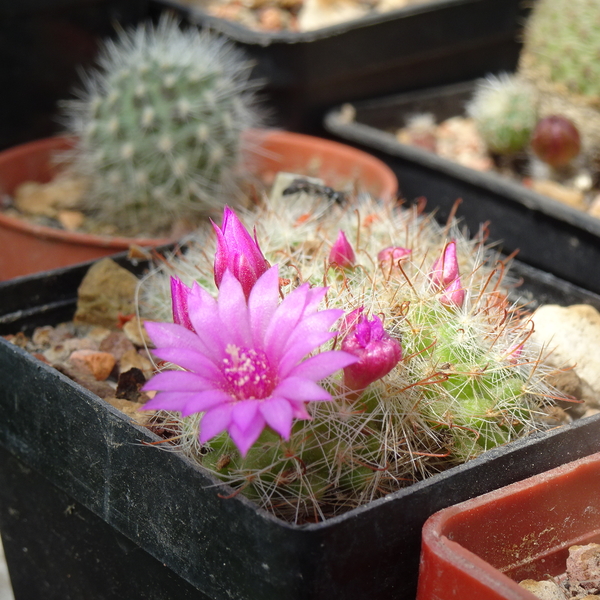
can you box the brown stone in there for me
[119,348,155,380]
[567,544,600,591]
[122,317,153,348]
[13,174,87,217]
[57,210,85,231]
[69,349,116,381]
[74,258,139,329]
[106,397,151,425]
[99,331,136,361]
[530,179,586,209]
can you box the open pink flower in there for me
[340,307,402,392]
[329,230,355,267]
[170,277,195,332]
[143,265,358,456]
[212,206,270,298]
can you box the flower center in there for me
[222,344,275,400]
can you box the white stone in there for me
[531,304,600,396]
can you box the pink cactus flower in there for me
[430,241,459,288]
[170,277,195,332]
[329,230,356,268]
[142,265,358,457]
[439,276,465,308]
[340,307,402,392]
[212,206,270,298]
[377,246,412,265]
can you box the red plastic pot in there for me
[0,131,397,281]
[417,452,600,600]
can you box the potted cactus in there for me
[0,15,397,281]
[2,178,600,598]
[324,0,600,295]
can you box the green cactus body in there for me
[61,16,261,236]
[466,73,538,155]
[142,191,565,522]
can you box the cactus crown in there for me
[60,15,263,236]
[521,0,600,103]
[141,189,566,523]
[466,73,539,155]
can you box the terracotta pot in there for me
[417,451,600,600]
[0,132,397,281]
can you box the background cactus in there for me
[518,0,600,158]
[60,15,263,237]
[466,73,538,155]
[141,188,566,522]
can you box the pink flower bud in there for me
[430,241,459,287]
[170,277,196,332]
[329,230,355,268]
[341,307,402,392]
[531,115,581,168]
[439,276,465,308]
[212,206,269,298]
[377,246,412,265]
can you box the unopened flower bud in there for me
[531,115,581,168]
[170,277,195,332]
[329,230,355,268]
[378,246,412,266]
[430,241,459,288]
[213,206,269,298]
[341,307,402,391]
[439,276,465,308]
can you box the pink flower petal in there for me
[181,389,232,417]
[187,284,226,359]
[287,350,358,381]
[228,415,266,457]
[231,399,260,432]
[273,377,332,402]
[151,348,223,380]
[199,404,233,443]
[216,270,251,347]
[144,322,206,354]
[142,370,215,393]
[248,265,280,345]
[259,397,294,439]
[142,391,194,412]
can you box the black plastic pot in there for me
[2,255,600,599]
[0,0,148,151]
[150,0,528,133]
[324,80,600,295]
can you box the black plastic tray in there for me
[150,0,528,132]
[2,254,600,599]
[324,80,600,295]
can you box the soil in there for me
[395,116,600,219]
[520,543,600,599]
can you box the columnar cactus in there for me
[466,73,539,155]
[141,189,566,522]
[60,15,262,236]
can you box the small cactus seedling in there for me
[60,15,262,236]
[140,188,568,522]
[466,73,539,155]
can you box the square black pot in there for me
[2,254,600,599]
[149,0,528,132]
[324,80,600,295]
